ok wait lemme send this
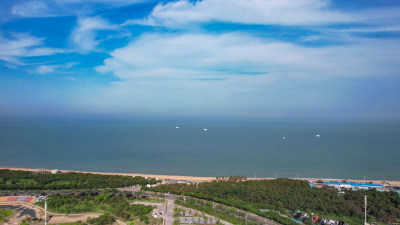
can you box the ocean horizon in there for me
[1,119,399,180]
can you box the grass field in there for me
[0,209,13,222]
[134,198,164,204]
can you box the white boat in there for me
[176,126,179,129]
[203,128,207,131]
[316,134,320,138]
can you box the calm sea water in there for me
[0,119,399,180]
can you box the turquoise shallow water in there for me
[0,119,399,180]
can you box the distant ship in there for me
[203,128,207,131]
[176,126,179,129]
[316,134,320,138]
[282,136,286,140]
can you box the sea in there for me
[0,118,399,180]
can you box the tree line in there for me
[0,169,159,190]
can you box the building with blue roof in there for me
[324,182,383,190]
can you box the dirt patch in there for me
[0,202,101,224]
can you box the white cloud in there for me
[0,33,65,64]
[301,35,320,42]
[339,26,400,33]
[65,61,79,68]
[10,0,146,18]
[125,0,400,29]
[54,0,144,4]
[36,65,57,74]
[98,33,400,80]
[126,0,356,27]
[93,32,400,115]
[357,7,400,26]
[12,0,51,17]
[35,61,79,74]
[70,16,118,53]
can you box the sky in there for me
[0,0,400,120]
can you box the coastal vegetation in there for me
[147,178,400,224]
[0,169,159,190]
[36,192,154,223]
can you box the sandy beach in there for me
[1,167,400,186]
[0,167,215,182]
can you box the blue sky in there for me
[0,0,400,120]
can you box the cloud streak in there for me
[98,33,400,80]
[127,0,356,27]
[0,33,66,65]
[126,0,400,30]
[70,16,119,53]
[10,0,146,18]
[93,32,400,115]
[36,62,79,74]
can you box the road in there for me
[116,186,141,192]
[165,194,176,225]
[173,204,233,225]
[132,194,176,225]
[2,190,280,225]
[133,194,232,225]
[166,193,280,225]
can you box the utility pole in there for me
[364,195,367,225]
[254,172,257,179]
[364,176,366,184]
[297,173,299,179]
[164,193,167,214]
[45,198,47,225]
[276,172,277,179]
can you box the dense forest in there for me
[0,169,159,190]
[37,192,153,223]
[148,178,400,224]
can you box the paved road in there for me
[133,194,232,225]
[166,193,281,225]
[116,186,141,192]
[166,194,234,225]
[133,199,173,225]
[164,194,176,225]
[174,204,233,225]
[0,205,36,218]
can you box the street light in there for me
[364,195,368,225]
[44,198,47,225]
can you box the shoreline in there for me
[1,167,400,186]
[0,167,215,182]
